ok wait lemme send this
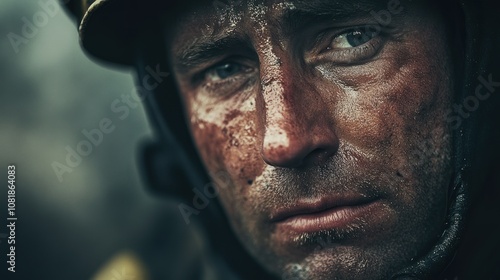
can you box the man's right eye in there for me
[193,59,256,98]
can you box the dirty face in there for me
[167,0,454,279]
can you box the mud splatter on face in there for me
[214,0,245,31]
[248,1,293,153]
[167,1,455,279]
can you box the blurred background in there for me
[0,1,203,279]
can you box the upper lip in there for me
[269,195,377,223]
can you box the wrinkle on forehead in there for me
[172,1,297,74]
[172,0,385,59]
[186,1,298,40]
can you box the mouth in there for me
[270,195,382,234]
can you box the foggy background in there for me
[0,1,203,279]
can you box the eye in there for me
[207,62,246,81]
[311,26,384,64]
[194,59,256,98]
[329,29,378,49]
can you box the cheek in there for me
[188,95,266,199]
[318,33,452,173]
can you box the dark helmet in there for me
[64,0,500,279]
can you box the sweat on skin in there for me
[167,0,455,279]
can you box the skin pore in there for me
[167,0,454,279]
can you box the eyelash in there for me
[194,26,385,95]
[314,26,386,64]
[196,60,255,97]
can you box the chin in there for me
[275,245,412,280]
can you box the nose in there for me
[258,68,339,168]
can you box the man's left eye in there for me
[330,29,378,49]
[207,62,245,81]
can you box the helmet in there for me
[65,1,276,278]
[64,0,500,279]
[65,0,158,65]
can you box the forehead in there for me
[178,0,393,18]
[166,0,436,49]
[171,0,393,32]
[166,0,419,63]
[165,0,446,76]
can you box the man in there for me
[64,0,500,279]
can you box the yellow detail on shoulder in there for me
[92,251,148,280]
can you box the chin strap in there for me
[390,173,468,280]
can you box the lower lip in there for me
[275,201,382,234]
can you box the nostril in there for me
[308,148,326,159]
[260,107,339,168]
[302,147,336,166]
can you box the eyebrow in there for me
[174,35,253,74]
[281,0,384,34]
[172,0,386,72]
[292,0,381,16]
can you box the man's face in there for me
[167,0,454,279]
